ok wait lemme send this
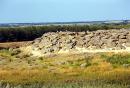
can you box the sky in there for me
[0,0,130,23]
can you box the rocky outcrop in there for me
[20,29,130,57]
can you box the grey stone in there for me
[119,35,126,39]
[123,64,130,68]
[20,29,130,55]
[125,43,130,47]
[14,85,23,88]
[5,83,10,88]
[119,39,127,43]
[80,63,87,68]
[111,34,119,39]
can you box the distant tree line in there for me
[0,24,130,42]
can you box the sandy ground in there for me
[21,45,130,57]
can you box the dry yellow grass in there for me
[0,41,31,49]
[0,51,130,85]
[0,67,130,84]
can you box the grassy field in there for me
[0,48,130,87]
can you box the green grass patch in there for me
[101,53,130,68]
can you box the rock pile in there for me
[22,29,130,56]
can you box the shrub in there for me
[101,54,130,67]
[0,23,130,42]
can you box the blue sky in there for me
[0,0,130,23]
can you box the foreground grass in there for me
[0,68,130,88]
[0,51,130,87]
[0,68,130,83]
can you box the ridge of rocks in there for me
[21,29,130,56]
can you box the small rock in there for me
[123,64,130,68]
[80,63,87,68]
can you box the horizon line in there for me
[0,19,129,24]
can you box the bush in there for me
[101,54,130,66]
[0,24,130,42]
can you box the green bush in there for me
[0,23,130,42]
[101,54,130,66]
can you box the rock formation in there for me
[20,29,130,57]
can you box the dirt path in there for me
[0,41,32,49]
